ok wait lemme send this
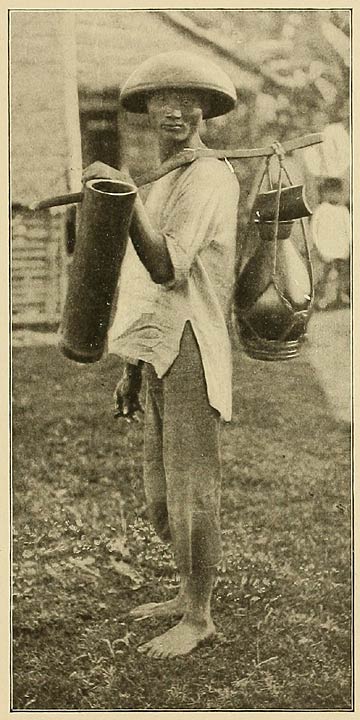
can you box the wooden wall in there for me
[12,209,68,326]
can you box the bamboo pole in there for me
[32,132,323,211]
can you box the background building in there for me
[10,9,350,325]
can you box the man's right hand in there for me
[82,161,120,184]
[113,363,143,422]
[82,162,135,187]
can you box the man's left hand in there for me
[113,364,143,423]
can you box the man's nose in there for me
[165,105,182,118]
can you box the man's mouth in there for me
[161,124,184,131]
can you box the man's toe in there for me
[138,642,150,654]
[148,644,161,658]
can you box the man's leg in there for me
[139,323,221,656]
[130,363,187,620]
[335,258,350,306]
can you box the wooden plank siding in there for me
[12,209,68,326]
[11,11,79,326]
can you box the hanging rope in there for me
[280,160,315,304]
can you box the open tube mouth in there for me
[86,178,137,196]
[254,185,312,221]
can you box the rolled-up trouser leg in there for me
[163,322,222,575]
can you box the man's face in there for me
[146,89,205,142]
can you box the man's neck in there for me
[158,132,205,163]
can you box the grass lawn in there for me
[11,331,352,711]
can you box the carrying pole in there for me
[31,133,323,211]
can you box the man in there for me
[82,51,239,658]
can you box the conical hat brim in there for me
[120,51,237,119]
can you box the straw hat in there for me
[120,51,237,119]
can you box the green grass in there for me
[11,334,352,710]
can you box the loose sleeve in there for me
[162,163,234,289]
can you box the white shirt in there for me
[311,202,350,262]
[108,157,240,422]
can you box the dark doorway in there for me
[79,89,120,168]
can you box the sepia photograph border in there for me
[2,2,357,719]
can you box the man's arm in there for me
[130,196,174,285]
[81,161,174,284]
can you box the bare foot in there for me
[129,596,185,621]
[138,618,215,658]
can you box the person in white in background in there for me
[310,177,350,309]
[303,113,350,309]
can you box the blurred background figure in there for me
[302,109,350,310]
[310,177,350,309]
